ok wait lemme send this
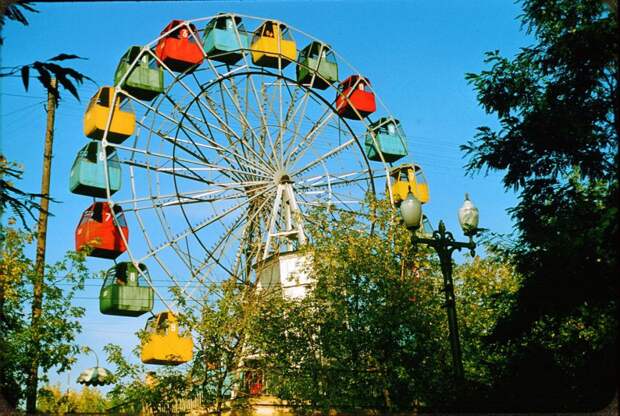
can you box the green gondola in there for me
[114,46,164,101]
[297,41,338,90]
[100,262,154,317]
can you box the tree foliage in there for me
[0,156,47,230]
[37,383,109,414]
[101,201,523,413]
[247,202,468,412]
[454,250,521,387]
[0,0,93,102]
[0,225,89,408]
[0,0,37,45]
[182,280,251,414]
[103,343,195,415]
[463,0,617,411]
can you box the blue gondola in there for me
[203,14,249,64]
[69,141,121,198]
[364,117,408,163]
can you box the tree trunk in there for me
[25,78,57,414]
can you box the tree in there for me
[182,280,252,414]
[246,201,453,413]
[104,343,196,415]
[37,383,109,414]
[453,249,521,388]
[0,224,89,408]
[463,0,617,411]
[0,156,46,230]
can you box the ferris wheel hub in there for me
[275,171,293,184]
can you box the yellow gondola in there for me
[250,20,296,68]
[389,163,430,205]
[140,311,193,365]
[83,87,135,143]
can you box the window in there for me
[157,313,171,335]
[187,25,199,44]
[307,42,321,59]
[126,47,140,63]
[324,48,337,64]
[79,209,93,226]
[112,206,127,227]
[415,166,426,184]
[84,141,99,163]
[399,170,409,181]
[214,16,230,30]
[145,316,157,334]
[280,25,292,41]
[103,267,117,288]
[97,88,110,108]
[114,264,128,286]
[387,122,396,135]
[262,22,275,38]
[92,203,103,222]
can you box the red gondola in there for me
[75,202,128,259]
[155,20,204,73]
[335,75,376,120]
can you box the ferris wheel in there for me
[71,13,417,323]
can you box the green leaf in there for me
[55,71,80,101]
[20,65,29,91]
[48,53,84,62]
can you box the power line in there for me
[1,101,46,117]
[0,92,46,99]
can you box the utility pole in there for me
[25,78,57,414]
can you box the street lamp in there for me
[399,192,480,381]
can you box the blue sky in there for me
[1,0,529,393]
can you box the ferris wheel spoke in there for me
[277,82,302,164]
[132,98,265,177]
[149,55,273,176]
[159,183,273,209]
[284,107,337,168]
[281,88,313,159]
[174,216,244,288]
[244,72,278,164]
[230,195,274,280]
[125,184,271,212]
[290,137,356,178]
[199,90,272,174]
[122,159,212,184]
[296,169,378,191]
[111,140,241,174]
[137,183,275,263]
[297,190,364,216]
[201,73,269,161]
[176,95,274,176]
[220,76,276,167]
[116,187,236,208]
[185,210,248,284]
[174,114,272,179]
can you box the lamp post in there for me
[400,193,480,381]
